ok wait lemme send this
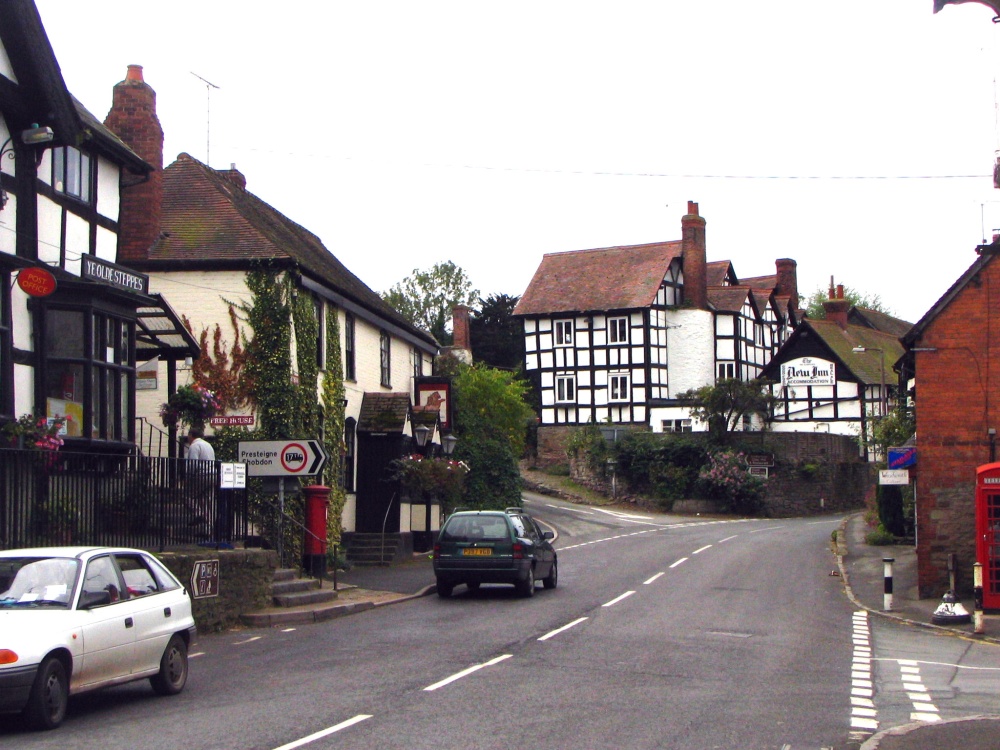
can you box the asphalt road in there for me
[4,499,997,749]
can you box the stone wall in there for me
[544,425,872,518]
[158,548,277,633]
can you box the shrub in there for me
[865,524,896,546]
[695,450,766,514]
[614,433,705,499]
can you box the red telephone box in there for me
[975,463,1000,609]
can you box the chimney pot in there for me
[126,64,144,82]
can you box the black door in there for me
[356,433,403,533]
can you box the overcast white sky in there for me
[33,1,1000,324]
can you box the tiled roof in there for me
[708,286,752,313]
[513,241,682,316]
[803,319,906,385]
[741,273,778,291]
[358,392,411,433]
[151,154,433,345]
[849,307,913,338]
[706,261,735,286]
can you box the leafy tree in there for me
[469,293,523,370]
[451,363,535,508]
[381,261,478,345]
[677,378,776,440]
[858,405,916,538]
[804,284,894,319]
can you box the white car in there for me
[0,546,197,729]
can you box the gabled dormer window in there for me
[52,146,92,203]
[554,320,573,347]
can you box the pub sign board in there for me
[780,357,835,387]
[81,255,149,294]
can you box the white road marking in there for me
[718,534,738,543]
[602,591,635,607]
[669,557,688,568]
[547,504,594,515]
[692,545,712,554]
[748,525,786,533]
[272,715,372,750]
[848,611,878,740]
[233,636,262,645]
[538,617,589,641]
[423,654,513,691]
[643,572,665,585]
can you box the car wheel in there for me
[150,635,189,696]
[436,579,454,598]
[516,566,535,598]
[22,656,68,730]
[466,581,481,592]
[542,558,558,590]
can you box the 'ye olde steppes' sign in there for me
[81,255,148,294]
[780,357,835,387]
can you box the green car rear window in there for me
[442,516,510,542]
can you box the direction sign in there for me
[190,559,219,599]
[238,439,329,477]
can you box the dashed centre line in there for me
[423,654,513,692]
[538,617,589,641]
[271,715,372,750]
[603,591,636,607]
[669,557,688,568]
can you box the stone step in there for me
[272,578,320,596]
[272,586,339,608]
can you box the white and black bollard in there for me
[882,557,894,611]
[974,562,985,635]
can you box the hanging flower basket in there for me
[160,384,221,430]
[1,414,65,451]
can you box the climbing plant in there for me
[321,305,347,545]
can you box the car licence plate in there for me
[462,547,492,556]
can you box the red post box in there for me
[302,485,330,579]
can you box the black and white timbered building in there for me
[514,201,800,436]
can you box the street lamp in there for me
[413,424,431,454]
[442,433,458,457]
[852,346,886,417]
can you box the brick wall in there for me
[910,250,1000,597]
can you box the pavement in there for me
[838,513,1000,750]
[262,514,1000,749]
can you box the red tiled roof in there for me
[151,154,431,343]
[513,241,682,316]
[706,261,735,286]
[708,286,751,313]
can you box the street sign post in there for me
[237,439,329,477]
[190,559,220,599]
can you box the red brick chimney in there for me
[774,258,798,310]
[681,201,707,310]
[823,282,850,330]
[220,163,246,190]
[104,65,163,263]
[452,304,471,351]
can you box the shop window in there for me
[43,307,134,442]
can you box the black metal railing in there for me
[0,448,248,552]
[135,416,175,459]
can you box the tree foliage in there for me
[186,307,250,413]
[677,378,776,439]
[451,363,535,508]
[469,293,523,370]
[381,261,478,345]
[804,284,894,319]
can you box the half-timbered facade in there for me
[515,202,800,435]
[759,284,908,444]
[0,5,197,451]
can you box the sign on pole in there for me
[879,469,910,486]
[888,447,917,470]
[237,439,329,477]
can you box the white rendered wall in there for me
[666,309,714,396]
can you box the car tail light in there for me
[432,543,441,559]
[0,649,18,665]
[513,542,524,560]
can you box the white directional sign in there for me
[238,439,329,477]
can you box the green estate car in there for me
[432,509,557,598]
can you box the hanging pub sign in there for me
[16,266,57,297]
[781,357,835,387]
[415,376,453,431]
[81,255,148,294]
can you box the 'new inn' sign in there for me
[780,357,835,387]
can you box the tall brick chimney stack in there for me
[823,281,850,330]
[452,305,471,351]
[103,64,163,263]
[774,258,798,310]
[681,201,707,310]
